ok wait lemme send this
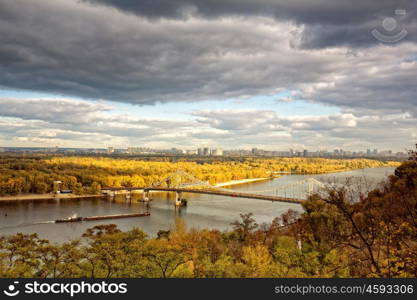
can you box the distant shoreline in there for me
[0,193,105,202]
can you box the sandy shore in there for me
[215,177,271,187]
[0,193,105,202]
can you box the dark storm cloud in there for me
[83,0,412,24]
[0,0,416,122]
[0,0,319,103]
[299,45,417,117]
[84,0,417,47]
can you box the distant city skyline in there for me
[0,145,408,159]
[0,1,416,152]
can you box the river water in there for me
[0,167,395,243]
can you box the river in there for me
[0,167,395,243]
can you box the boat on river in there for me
[83,212,150,221]
[55,212,150,223]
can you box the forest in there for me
[0,149,415,278]
[0,155,399,196]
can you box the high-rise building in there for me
[203,147,210,156]
[197,148,204,156]
[107,147,114,154]
[170,148,184,154]
[252,148,261,155]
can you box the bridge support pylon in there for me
[126,190,131,203]
[174,191,188,207]
[175,191,182,206]
[142,190,150,202]
[106,190,115,201]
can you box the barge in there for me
[84,212,150,221]
[55,216,83,223]
[55,212,150,223]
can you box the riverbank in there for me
[0,193,105,202]
[215,177,271,187]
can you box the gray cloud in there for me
[0,98,111,124]
[84,0,417,48]
[192,109,417,150]
[1,0,299,103]
[0,0,416,150]
[0,98,415,150]
[0,0,416,113]
[298,45,417,117]
[194,110,358,133]
[82,0,413,24]
[0,98,197,147]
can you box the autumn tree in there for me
[231,213,258,243]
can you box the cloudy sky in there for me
[0,0,416,151]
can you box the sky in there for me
[0,0,416,151]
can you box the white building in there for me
[211,148,223,156]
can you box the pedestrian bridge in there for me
[102,186,304,204]
[101,170,326,206]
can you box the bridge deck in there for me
[102,187,304,204]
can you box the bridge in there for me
[103,186,304,204]
[102,170,325,206]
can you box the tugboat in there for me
[55,213,83,223]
